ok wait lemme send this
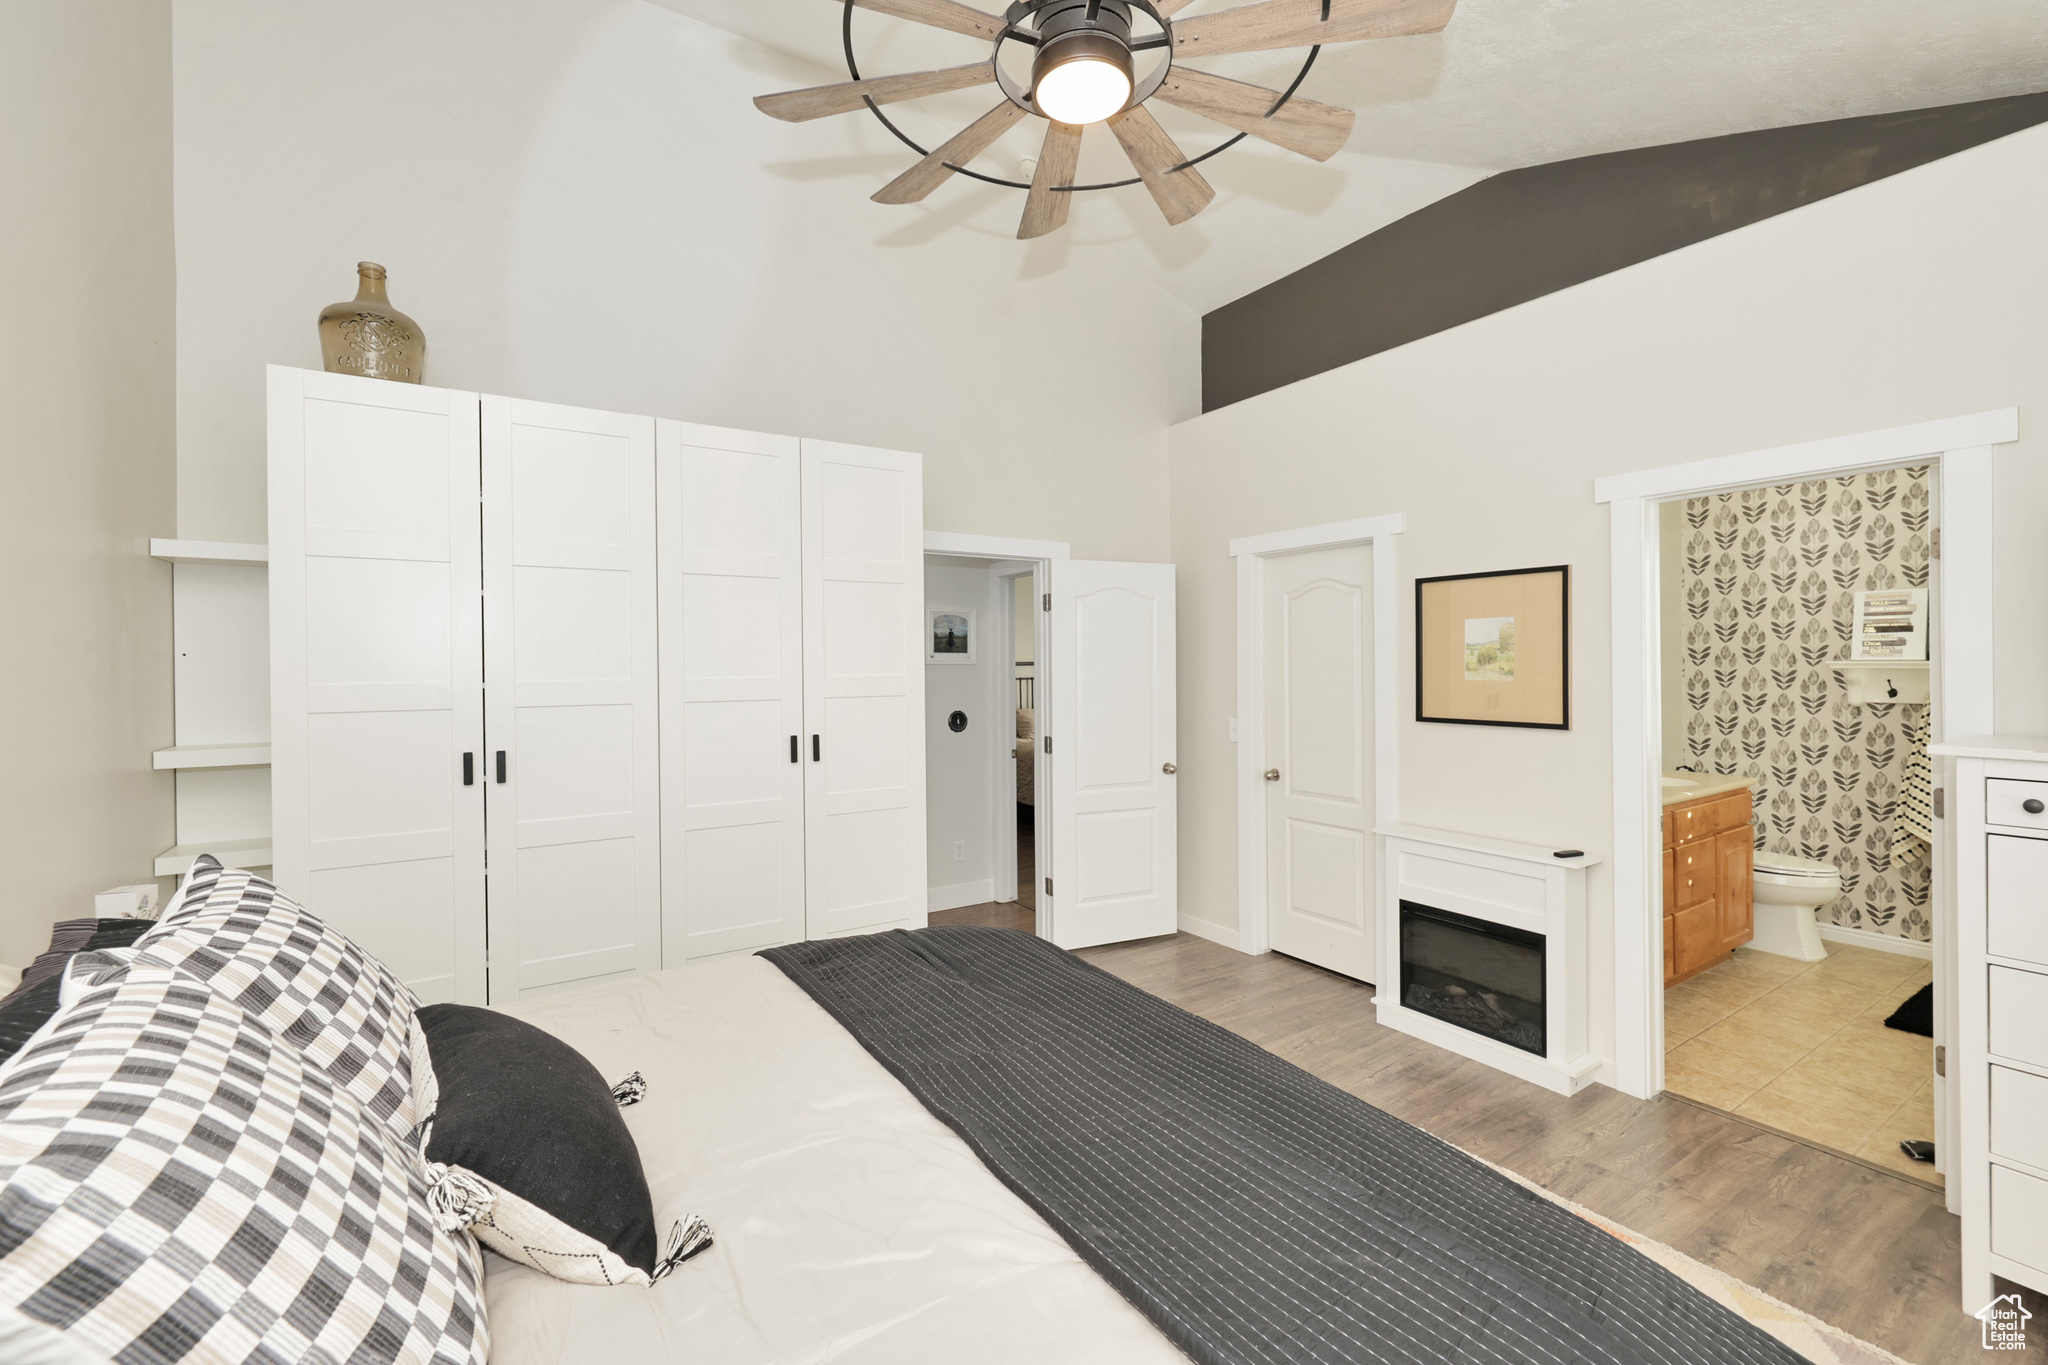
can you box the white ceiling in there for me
[652,0,2048,313]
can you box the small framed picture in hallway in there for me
[928,608,976,662]
[1417,565,1570,729]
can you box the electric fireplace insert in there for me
[1399,899,1546,1056]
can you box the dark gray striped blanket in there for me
[760,926,1807,1365]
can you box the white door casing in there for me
[802,440,927,937]
[1047,560,1178,950]
[657,421,807,962]
[1264,543,1376,981]
[483,397,662,1000]
[268,366,486,1004]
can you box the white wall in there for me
[0,1,179,968]
[1169,120,2048,1078]
[171,0,1196,562]
[925,561,1002,910]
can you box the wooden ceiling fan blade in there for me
[1019,121,1084,240]
[1106,106,1215,227]
[873,101,1031,204]
[755,63,996,123]
[1151,68,1355,161]
[837,0,1005,41]
[1172,0,1456,58]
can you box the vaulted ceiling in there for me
[652,0,2048,312]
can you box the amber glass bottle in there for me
[319,262,426,384]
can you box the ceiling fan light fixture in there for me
[1031,31,1135,125]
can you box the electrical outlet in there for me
[953,841,966,862]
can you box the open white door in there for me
[482,397,662,1000]
[1046,560,1177,950]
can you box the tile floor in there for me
[1662,943,1938,1183]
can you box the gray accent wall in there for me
[1203,92,2048,412]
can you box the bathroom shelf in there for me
[153,742,271,771]
[1831,659,1930,705]
[150,539,269,567]
[154,838,272,877]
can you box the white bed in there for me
[485,956,1188,1364]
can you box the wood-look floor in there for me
[1072,932,2042,1365]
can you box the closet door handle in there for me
[495,751,507,784]
[790,735,800,764]
[463,753,475,787]
[812,734,821,762]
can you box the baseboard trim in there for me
[928,879,996,914]
[1817,922,1933,960]
[1178,915,1242,952]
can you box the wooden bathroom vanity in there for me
[1663,776,1756,985]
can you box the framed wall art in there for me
[1416,565,1570,729]
[927,608,976,663]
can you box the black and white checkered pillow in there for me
[0,953,487,1364]
[138,857,419,1138]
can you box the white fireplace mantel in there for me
[1375,824,1601,1096]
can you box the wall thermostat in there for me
[948,710,968,733]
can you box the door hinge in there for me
[1043,592,1051,612]
[1932,528,1941,560]
[1043,735,1051,753]
[1045,877,1053,897]
[1936,1045,1946,1077]
[1934,787,1946,819]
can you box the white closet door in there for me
[483,398,661,1000]
[657,421,806,962]
[268,366,485,1004]
[800,439,926,938]
[1046,560,1178,950]
[1264,543,1376,982]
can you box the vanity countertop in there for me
[1661,772,1756,806]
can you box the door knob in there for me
[1162,763,1177,775]
[1265,768,1280,782]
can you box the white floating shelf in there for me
[154,838,273,877]
[153,742,272,771]
[151,539,269,567]
[1831,658,1931,705]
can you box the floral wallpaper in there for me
[1674,466,1931,942]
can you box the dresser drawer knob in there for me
[2026,799,2045,815]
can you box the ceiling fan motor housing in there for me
[1031,0,1137,116]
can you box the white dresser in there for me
[1933,735,2048,1309]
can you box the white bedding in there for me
[485,956,1187,1365]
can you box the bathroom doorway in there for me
[1600,410,2010,1218]
[1652,465,1940,1184]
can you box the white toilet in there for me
[1747,851,1842,961]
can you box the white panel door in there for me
[657,420,806,962]
[1264,544,1376,981]
[1047,560,1177,950]
[268,366,485,1004]
[483,397,661,1000]
[800,439,925,938]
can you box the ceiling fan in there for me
[754,0,1458,239]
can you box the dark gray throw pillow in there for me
[0,918,155,1063]
[411,1003,710,1286]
